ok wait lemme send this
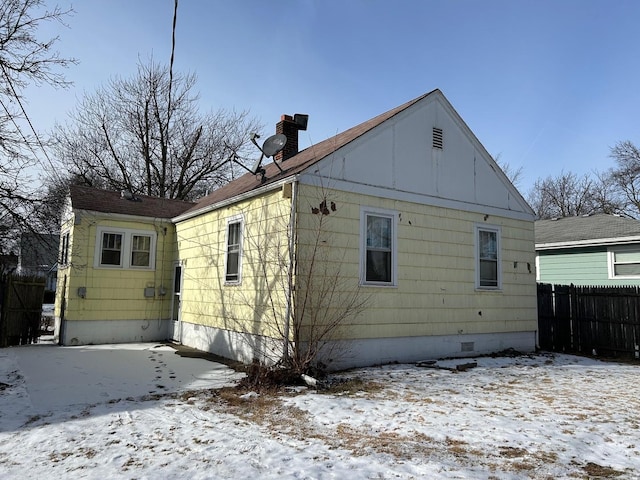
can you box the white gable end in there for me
[302,92,533,220]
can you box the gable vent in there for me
[432,127,443,149]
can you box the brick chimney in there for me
[274,113,308,162]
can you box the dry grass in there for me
[164,357,639,478]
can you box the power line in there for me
[0,62,63,183]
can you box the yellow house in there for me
[55,89,537,370]
[54,187,193,345]
[171,89,537,369]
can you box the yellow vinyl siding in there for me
[175,189,292,339]
[57,212,175,323]
[294,185,536,341]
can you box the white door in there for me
[169,263,183,342]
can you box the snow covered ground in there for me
[1,343,639,479]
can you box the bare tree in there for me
[52,60,262,201]
[494,154,524,189]
[0,0,75,252]
[527,171,598,219]
[609,140,640,218]
[232,187,369,382]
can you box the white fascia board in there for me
[75,209,174,224]
[298,173,535,222]
[172,175,296,223]
[536,236,640,250]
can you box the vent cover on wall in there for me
[432,127,443,149]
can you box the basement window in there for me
[432,127,443,150]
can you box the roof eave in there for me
[73,209,176,224]
[173,175,297,223]
[536,235,640,250]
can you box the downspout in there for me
[283,179,298,363]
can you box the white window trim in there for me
[360,206,398,287]
[475,224,502,290]
[94,226,157,270]
[60,230,70,266]
[607,245,640,279]
[224,214,244,285]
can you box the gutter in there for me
[75,210,175,224]
[172,175,297,223]
[536,235,640,251]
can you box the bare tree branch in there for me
[52,59,262,200]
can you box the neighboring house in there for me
[55,89,538,369]
[17,233,59,291]
[0,253,18,276]
[54,187,194,345]
[536,214,640,286]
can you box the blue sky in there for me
[24,0,640,194]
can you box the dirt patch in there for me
[582,462,626,478]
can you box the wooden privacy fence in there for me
[0,274,45,347]
[538,283,640,358]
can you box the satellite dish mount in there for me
[248,133,287,178]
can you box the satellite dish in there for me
[262,134,287,158]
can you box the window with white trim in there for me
[361,207,397,286]
[476,225,501,289]
[94,227,156,269]
[225,217,243,283]
[608,246,640,278]
[60,231,70,265]
[131,235,152,267]
[101,232,123,266]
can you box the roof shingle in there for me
[535,214,640,246]
[69,185,194,219]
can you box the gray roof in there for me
[535,214,640,248]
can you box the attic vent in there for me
[432,127,443,149]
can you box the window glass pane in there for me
[101,233,122,265]
[174,266,182,293]
[228,222,240,246]
[366,250,391,282]
[131,252,150,267]
[367,216,391,249]
[614,250,640,263]
[226,252,239,280]
[480,259,498,286]
[131,235,151,267]
[479,230,497,259]
[614,263,640,276]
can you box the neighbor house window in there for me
[95,227,156,269]
[608,246,640,278]
[476,225,501,289]
[361,207,397,286]
[225,217,243,283]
